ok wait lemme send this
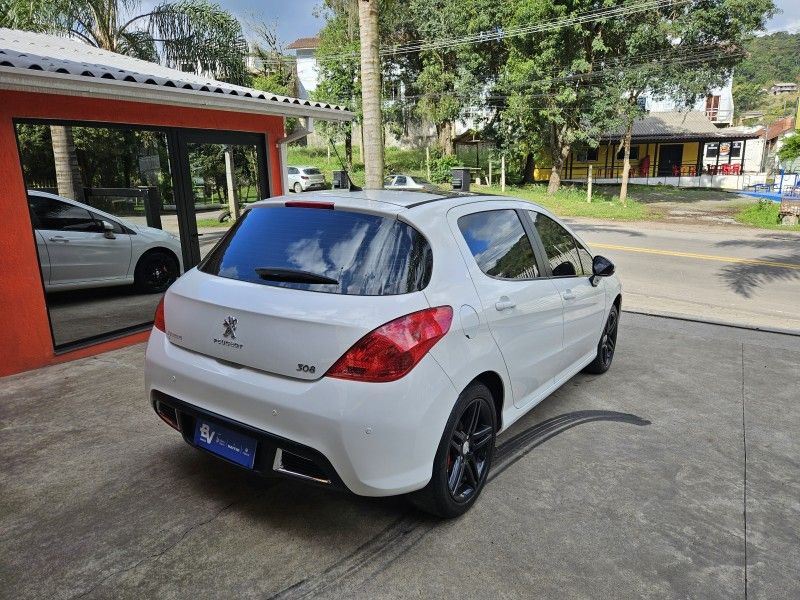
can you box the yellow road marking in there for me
[588,242,800,270]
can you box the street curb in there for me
[622,309,800,338]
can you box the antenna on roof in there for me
[328,136,361,192]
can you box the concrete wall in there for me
[295,49,319,98]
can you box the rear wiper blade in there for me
[255,267,338,285]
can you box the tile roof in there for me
[286,37,320,50]
[602,111,760,141]
[0,28,350,119]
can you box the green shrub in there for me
[429,153,460,183]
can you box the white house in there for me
[642,77,735,126]
[286,37,320,99]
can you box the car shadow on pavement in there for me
[264,410,651,600]
[717,252,800,298]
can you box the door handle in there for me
[562,290,576,301]
[495,297,516,311]
[48,236,69,243]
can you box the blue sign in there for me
[193,419,257,469]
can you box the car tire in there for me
[293,182,303,194]
[134,250,179,294]
[409,382,496,518]
[583,304,619,374]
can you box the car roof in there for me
[287,165,318,170]
[251,189,545,212]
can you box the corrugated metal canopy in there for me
[0,28,352,121]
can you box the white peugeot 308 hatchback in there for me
[145,190,621,517]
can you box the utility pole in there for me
[224,145,240,221]
[358,0,384,189]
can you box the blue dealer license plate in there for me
[193,419,257,469]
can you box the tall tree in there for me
[3,0,249,200]
[315,0,361,169]
[499,0,619,194]
[605,0,776,205]
[359,0,384,188]
[406,0,501,156]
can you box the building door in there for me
[171,130,270,268]
[657,144,683,176]
[705,95,721,121]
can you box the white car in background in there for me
[287,166,326,193]
[28,190,183,293]
[384,174,440,192]
[145,190,620,517]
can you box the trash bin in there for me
[451,167,471,192]
[332,170,349,189]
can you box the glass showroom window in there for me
[15,122,182,349]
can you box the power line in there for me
[313,0,690,63]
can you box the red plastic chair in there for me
[672,164,680,176]
[731,164,741,175]
[721,164,731,175]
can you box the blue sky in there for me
[209,0,799,44]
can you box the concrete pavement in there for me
[569,220,800,331]
[1,313,799,599]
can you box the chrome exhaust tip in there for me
[272,448,332,485]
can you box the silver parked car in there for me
[384,174,440,192]
[287,166,326,193]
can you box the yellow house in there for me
[533,111,760,182]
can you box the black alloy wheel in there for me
[135,251,179,293]
[410,382,496,518]
[584,304,619,374]
[447,398,494,503]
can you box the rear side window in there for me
[458,209,539,279]
[200,207,432,296]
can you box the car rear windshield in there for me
[302,168,322,175]
[200,206,432,295]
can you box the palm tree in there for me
[358,0,384,189]
[2,0,249,200]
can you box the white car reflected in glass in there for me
[28,191,183,293]
[384,174,440,192]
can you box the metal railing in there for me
[566,160,747,181]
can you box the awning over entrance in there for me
[0,28,354,122]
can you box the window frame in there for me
[456,208,548,282]
[521,210,594,279]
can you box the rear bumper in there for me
[303,181,327,190]
[144,329,458,496]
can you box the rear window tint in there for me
[303,168,322,175]
[200,207,432,295]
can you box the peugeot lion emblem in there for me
[223,315,238,339]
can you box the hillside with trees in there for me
[734,31,800,118]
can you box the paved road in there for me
[568,220,800,331]
[1,313,798,599]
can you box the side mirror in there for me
[590,255,615,286]
[101,220,116,239]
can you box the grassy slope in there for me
[735,200,800,231]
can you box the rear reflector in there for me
[326,306,453,383]
[153,296,166,332]
[284,201,334,209]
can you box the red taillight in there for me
[301,175,309,180]
[153,296,166,332]
[285,201,335,209]
[326,306,453,383]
